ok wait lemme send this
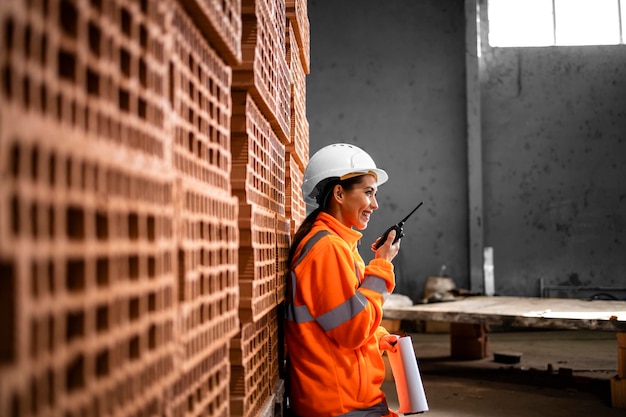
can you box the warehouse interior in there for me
[1,0,625,416]
[307,0,626,300]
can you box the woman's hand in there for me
[379,334,399,353]
[372,229,401,261]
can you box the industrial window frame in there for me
[488,0,626,47]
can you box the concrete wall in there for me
[307,0,468,300]
[482,46,626,297]
[307,0,626,299]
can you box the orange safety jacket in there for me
[285,212,396,417]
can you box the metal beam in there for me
[465,0,485,293]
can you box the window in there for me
[488,0,625,47]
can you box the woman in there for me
[284,143,400,417]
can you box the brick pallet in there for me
[286,0,310,75]
[275,214,291,304]
[285,145,307,234]
[177,0,242,66]
[0,1,178,415]
[169,1,234,192]
[285,21,309,173]
[230,307,280,417]
[0,0,310,415]
[234,0,290,145]
[231,91,286,217]
[237,202,278,323]
[169,342,231,417]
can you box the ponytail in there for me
[287,174,366,266]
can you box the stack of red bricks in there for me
[230,0,309,415]
[0,0,309,416]
[169,2,240,415]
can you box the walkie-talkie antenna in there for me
[374,201,424,249]
[398,202,423,225]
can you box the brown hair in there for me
[288,175,366,265]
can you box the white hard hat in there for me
[302,143,388,207]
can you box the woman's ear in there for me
[333,184,343,202]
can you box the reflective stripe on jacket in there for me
[285,212,395,417]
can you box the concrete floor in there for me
[381,329,623,416]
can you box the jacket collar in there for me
[316,212,363,248]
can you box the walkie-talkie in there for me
[374,202,423,249]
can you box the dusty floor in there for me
[381,329,623,416]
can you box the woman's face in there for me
[336,174,379,230]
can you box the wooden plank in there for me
[383,296,626,332]
[619,333,626,378]
[611,376,626,409]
